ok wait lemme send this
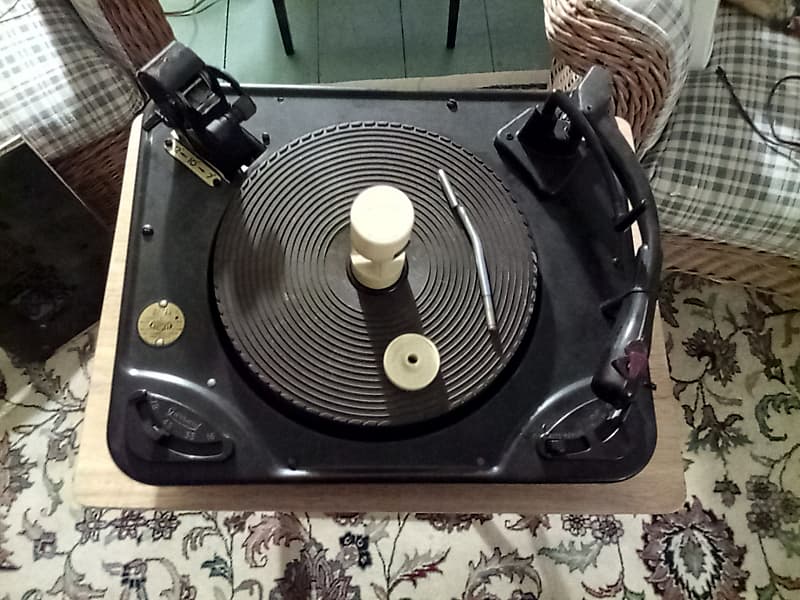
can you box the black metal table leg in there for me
[447,0,460,48]
[272,0,295,55]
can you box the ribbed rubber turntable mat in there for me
[213,122,538,427]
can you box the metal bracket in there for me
[164,132,225,187]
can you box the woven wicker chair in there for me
[545,0,672,153]
[50,0,174,226]
[544,0,800,302]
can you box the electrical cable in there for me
[164,0,223,17]
[767,74,800,149]
[716,66,800,166]
[0,0,34,23]
[0,0,22,20]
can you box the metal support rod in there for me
[447,0,460,49]
[272,0,294,55]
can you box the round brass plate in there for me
[137,300,185,347]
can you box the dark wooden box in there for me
[0,138,111,361]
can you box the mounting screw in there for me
[142,224,154,236]
[159,299,168,308]
[206,378,217,388]
[446,98,458,112]
[276,97,285,103]
[164,138,173,149]
[611,256,620,268]
[261,132,271,145]
[505,132,515,141]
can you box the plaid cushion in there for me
[643,6,800,259]
[0,0,142,159]
[68,0,133,69]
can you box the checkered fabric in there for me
[643,6,800,259]
[68,0,133,69]
[0,0,142,159]
[610,0,692,155]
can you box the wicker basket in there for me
[662,233,800,302]
[543,0,800,303]
[56,0,173,226]
[50,126,131,226]
[543,0,671,151]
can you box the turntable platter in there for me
[213,122,537,428]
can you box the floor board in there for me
[318,0,405,83]
[485,0,550,72]
[161,0,552,83]
[226,0,319,84]
[401,0,493,78]
[161,0,229,67]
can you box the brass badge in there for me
[137,299,185,347]
[164,134,224,187]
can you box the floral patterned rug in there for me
[1,273,799,600]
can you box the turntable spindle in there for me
[349,185,415,290]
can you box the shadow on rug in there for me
[0,273,798,599]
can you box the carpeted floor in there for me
[1,272,799,599]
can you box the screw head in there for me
[158,299,168,308]
[206,378,217,388]
[506,132,515,141]
[446,98,458,111]
[276,97,285,103]
[261,132,271,145]
[142,224,154,236]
